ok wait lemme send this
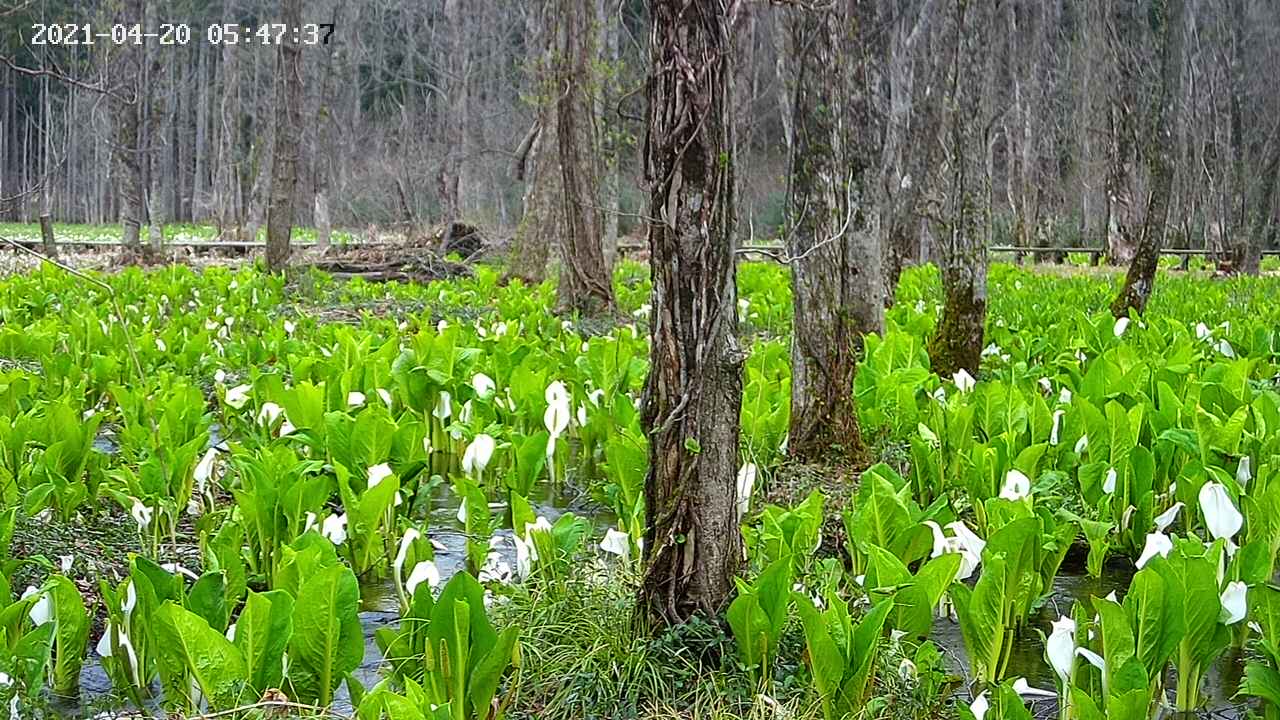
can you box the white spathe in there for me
[1136,531,1173,569]
[736,463,757,522]
[462,434,496,477]
[130,498,153,529]
[1050,410,1065,446]
[347,391,366,407]
[1103,467,1118,495]
[472,373,496,398]
[405,561,441,596]
[1154,502,1184,532]
[193,448,217,494]
[1074,434,1089,454]
[223,384,252,409]
[1237,457,1252,488]
[1199,481,1244,542]
[1000,470,1032,501]
[600,528,631,560]
[1046,616,1076,682]
[1114,317,1130,337]
[322,514,348,545]
[953,369,976,393]
[1221,581,1248,625]
[433,391,453,421]
[394,528,422,578]
[970,691,989,720]
[367,463,395,489]
[257,402,284,425]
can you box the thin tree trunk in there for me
[555,0,614,315]
[266,0,305,273]
[785,3,882,463]
[1112,0,1185,317]
[112,0,145,254]
[640,0,745,628]
[927,0,988,377]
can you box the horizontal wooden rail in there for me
[990,245,1280,256]
[3,237,399,249]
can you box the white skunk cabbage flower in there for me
[1050,410,1065,446]
[1074,434,1089,454]
[1103,468,1118,495]
[1114,317,1131,337]
[405,561,441,597]
[953,369,976,393]
[194,448,218,496]
[223,384,252,409]
[1237,457,1252,489]
[462,434,495,477]
[1196,322,1211,340]
[736,463,757,522]
[999,470,1032,501]
[970,691,990,720]
[1011,678,1056,698]
[1154,502,1184,532]
[367,463,395,489]
[257,402,284,425]
[1046,616,1076,682]
[433,391,453,421]
[60,554,74,572]
[24,588,51,626]
[130,499,153,529]
[1059,387,1073,405]
[321,514,348,545]
[924,521,984,581]
[472,373,496,398]
[1199,482,1243,542]
[394,528,422,579]
[1221,581,1248,625]
[1136,531,1173,569]
[377,388,393,408]
[600,528,631,560]
[347,391,366,407]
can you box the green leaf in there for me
[288,564,364,705]
[233,590,294,695]
[154,601,248,711]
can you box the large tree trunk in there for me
[555,0,615,314]
[112,0,145,254]
[927,0,988,378]
[785,3,882,463]
[640,0,744,628]
[265,0,305,273]
[1112,0,1185,317]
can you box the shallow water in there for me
[929,559,1250,718]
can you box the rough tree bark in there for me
[640,0,745,628]
[1112,0,1185,317]
[927,0,988,377]
[505,2,561,285]
[265,0,305,273]
[555,0,615,314]
[785,2,883,463]
[111,0,145,254]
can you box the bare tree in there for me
[265,0,305,272]
[1112,0,1186,317]
[784,1,883,462]
[640,0,744,627]
[555,0,615,314]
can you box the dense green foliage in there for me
[0,259,1278,718]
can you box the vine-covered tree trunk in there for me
[927,0,988,378]
[555,0,614,314]
[1112,0,1185,317]
[265,0,304,272]
[640,0,744,627]
[785,3,882,462]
